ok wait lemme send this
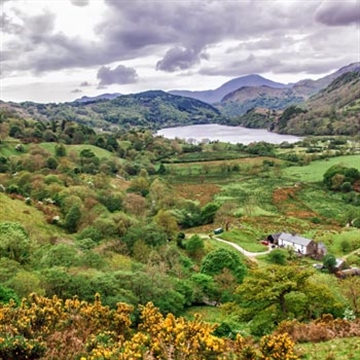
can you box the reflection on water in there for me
[156,124,302,145]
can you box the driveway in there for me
[212,237,271,257]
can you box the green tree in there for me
[55,143,66,157]
[154,209,179,240]
[0,222,31,264]
[0,284,19,305]
[322,254,337,273]
[200,248,247,282]
[267,248,287,265]
[237,266,312,315]
[185,235,204,258]
[200,202,219,224]
[64,204,81,233]
[46,156,58,170]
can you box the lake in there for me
[156,124,302,145]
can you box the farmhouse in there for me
[267,232,317,255]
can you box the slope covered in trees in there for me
[0,106,360,359]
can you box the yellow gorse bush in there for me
[0,293,299,360]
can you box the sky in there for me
[1,0,359,103]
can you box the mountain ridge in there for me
[169,74,288,103]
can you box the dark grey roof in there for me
[279,233,313,246]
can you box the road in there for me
[212,237,272,258]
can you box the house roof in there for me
[278,233,313,246]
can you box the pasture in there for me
[283,155,360,182]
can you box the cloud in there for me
[315,0,360,26]
[71,88,82,93]
[70,0,89,6]
[156,47,204,72]
[80,81,91,87]
[1,0,359,83]
[97,64,138,85]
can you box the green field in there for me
[218,229,268,252]
[40,143,115,159]
[295,336,360,360]
[283,155,360,182]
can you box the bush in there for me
[77,226,103,242]
[268,249,287,265]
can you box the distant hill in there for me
[292,62,360,96]
[218,85,304,116]
[0,90,225,130]
[217,62,360,117]
[272,70,360,136]
[75,93,122,103]
[170,74,287,104]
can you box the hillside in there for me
[216,62,360,117]
[1,109,360,359]
[170,74,287,103]
[0,90,225,131]
[273,70,360,135]
[218,85,304,116]
[75,93,122,103]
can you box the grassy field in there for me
[295,336,360,360]
[283,155,360,182]
[0,140,25,156]
[40,143,115,159]
[0,193,65,243]
[218,229,268,252]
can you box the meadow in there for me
[283,154,360,182]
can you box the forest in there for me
[0,108,360,359]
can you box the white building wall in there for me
[279,239,307,254]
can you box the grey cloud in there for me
[71,89,82,93]
[26,10,56,34]
[1,0,357,79]
[315,1,360,26]
[0,13,23,34]
[156,47,203,72]
[97,64,138,85]
[80,81,91,87]
[70,0,89,6]
[200,54,280,77]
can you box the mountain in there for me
[75,93,122,103]
[292,62,360,96]
[169,74,287,103]
[218,85,304,116]
[273,70,360,136]
[217,62,360,117]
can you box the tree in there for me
[237,265,345,331]
[154,209,179,240]
[200,248,247,282]
[185,235,204,258]
[322,254,337,273]
[55,143,66,157]
[64,204,81,233]
[46,156,58,170]
[0,222,31,264]
[200,202,219,224]
[268,248,287,265]
[237,266,312,315]
[0,284,19,304]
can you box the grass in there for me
[218,229,268,252]
[0,193,65,243]
[40,143,115,159]
[0,140,25,156]
[295,336,360,360]
[283,155,360,182]
[314,228,360,257]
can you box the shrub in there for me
[268,249,288,265]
